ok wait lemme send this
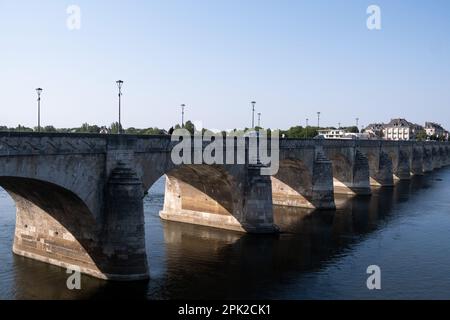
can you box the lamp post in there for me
[251,101,256,128]
[116,80,124,134]
[356,118,359,132]
[305,118,309,138]
[35,88,43,133]
[181,104,186,128]
[317,112,321,128]
[257,113,261,127]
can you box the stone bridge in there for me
[0,132,448,281]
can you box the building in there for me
[424,122,446,139]
[317,129,346,139]
[382,118,423,141]
[99,126,109,134]
[364,123,384,138]
[317,129,372,140]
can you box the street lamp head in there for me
[116,80,124,89]
[36,88,43,96]
[251,101,256,105]
[181,104,186,107]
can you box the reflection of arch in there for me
[271,159,314,208]
[0,177,104,279]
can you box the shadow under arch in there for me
[366,150,394,187]
[146,164,251,233]
[271,158,315,208]
[328,152,370,195]
[0,176,106,279]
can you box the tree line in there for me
[0,122,386,140]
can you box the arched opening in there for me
[328,150,371,195]
[271,159,315,208]
[385,151,402,181]
[366,152,379,186]
[0,177,104,279]
[329,153,354,195]
[367,151,394,186]
[144,165,246,233]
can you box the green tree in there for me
[184,121,195,134]
[109,122,123,134]
[43,125,57,132]
[416,130,428,141]
[346,126,359,133]
[281,126,318,139]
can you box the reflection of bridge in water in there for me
[6,174,443,298]
[1,132,449,280]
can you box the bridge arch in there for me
[271,158,315,208]
[0,176,106,279]
[138,160,275,233]
[326,150,371,195]
[365,150,394,187]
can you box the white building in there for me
[317,129,347,139]
[382,119,422,141]
[317,129,372,140]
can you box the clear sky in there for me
[1,0,450,131]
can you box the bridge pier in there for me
[446,147,450,166]
[423,148,433,172]
[432,147,442,170]
[101,163,149,280]
[411,147,424,176]
[311,153,336,209]
[439,147,446,168]
[394,150,411,180]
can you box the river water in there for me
[1,168,450,300]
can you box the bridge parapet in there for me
[0,132,107,156]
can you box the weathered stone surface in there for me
[0,133,448,281]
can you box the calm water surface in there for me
[1,168,450,299]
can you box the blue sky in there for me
[1,0,449,130]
